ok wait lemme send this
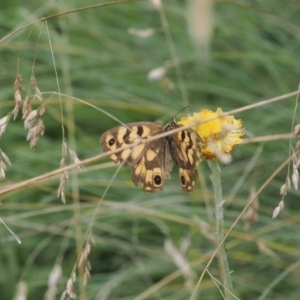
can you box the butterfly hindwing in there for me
[167,125,202,192]
[131,139,173,192]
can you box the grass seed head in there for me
[292,170,299,190]
[62,141,68,157]
[60,190,66,204]
[148,66,166,81]
[64,171,69,181]
[31,76,43,101]
[13,90,22,120]
[22,95,32,120]
[0,116,8,136]
[14,74,24,92]
[280,183,288,195]
[26,126,37,141]
[38,106,46,117]
[0,161,6,180]
[24,110,38,129]
[29,135,39,150]
[69,149,83,170]
[272,200,284,219]
[128,28,155,38]
[26,125,42,150]
[66,279,76,300]
[293,124,300,137]
[37,118,45,136]
[60,157,66,168]
[0,150,11,166]
[58,171,68,204]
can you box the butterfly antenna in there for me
[171,105,192,120]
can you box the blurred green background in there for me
[1,0,300,299]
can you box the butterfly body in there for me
[100,120,202,192]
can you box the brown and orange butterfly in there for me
[100,119,202,192]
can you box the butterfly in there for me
[100,119,202,192]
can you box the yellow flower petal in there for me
[179,108,244,161]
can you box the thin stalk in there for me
[208,159,234,299]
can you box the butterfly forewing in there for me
[100,122,164,166]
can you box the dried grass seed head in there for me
[69,149,83,170]
[0,116,9,136]
[26,126,38,141]
[280,183,288,196]
[31,76,43,101]
[272,206,281,219]
[0,150,11,166]
[14,74,24,92]
[60,157,66,168]
[128,28,155,38]
[37,118,45,136]
[30,76,37,89]
[29,135,39,150]
[0,160,6,180]
[148,66,166,81]
[60,190,66,204]
[13,90,23,120]
[22,95,32,120]
[62,141,68,157]
[58,170,69,204]
[293,124,300,137]
[38,106,46,117]
[78,240,92,268]
[66,279,77,299]
[12,74,24,120]
[272,200,284,219]
[292,170,299,190]
[24,109,38,129]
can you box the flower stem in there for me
[208,159,234,299]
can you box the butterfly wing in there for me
[168,126,202,192]
[131,138,173,192]
[100,122,173,192]
[100,122,164,166]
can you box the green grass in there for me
[1,0,300,299]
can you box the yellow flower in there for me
[179,108,244,162]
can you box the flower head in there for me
[179,108,244,163]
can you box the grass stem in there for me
[208,159,234,299]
